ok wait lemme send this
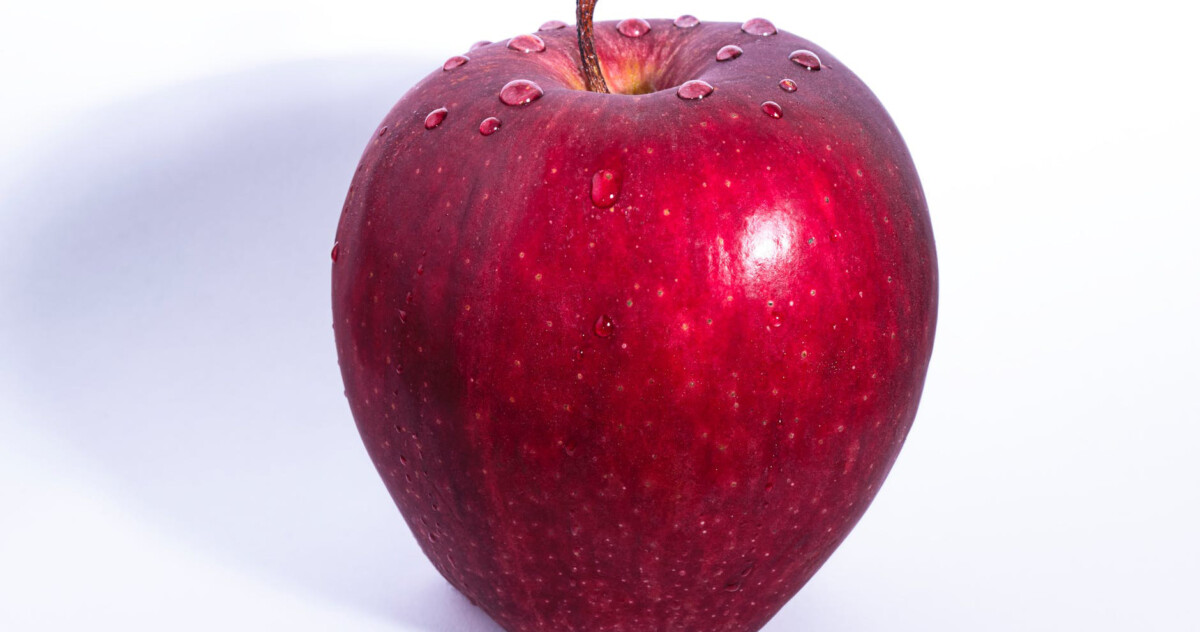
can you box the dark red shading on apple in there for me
[333,11,936,632]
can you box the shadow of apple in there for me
[0,56,502,632]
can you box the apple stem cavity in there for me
[576,0,611,93]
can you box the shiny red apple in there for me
[332,3,936,630]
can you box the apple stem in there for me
[576,0,610,93]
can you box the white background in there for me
[2,0,1198,630]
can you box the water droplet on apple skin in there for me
[479,117,502,136]
[442,55,469,71]
[676,80,714,100]
[741,18,778,36]
[591,170,621,208]
[330,242,339,262]
[674,15,700,28]
[424,107,448,130]
[507,34,546,53]
[500,80,545,106]
[539,20,567,31]
[779,78,798,92]
[789,49,822,70]
[594,314,615,337]
[716,45,743,61]
[761,101,783,118]
[617,18,651,38]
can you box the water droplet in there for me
[500,79,545,106]
[761,100,783,118]
[741,18,777,36]
[723,579,743,592]
[424,107,448,129]
[469,40,491,50]
[377,126,389,137]
[539,19,567,31]
[594,314,615,337]
[398,310,408,324]
[830,229,842,241]
[563,440,578,456]
[507,34,546,53]
[617,18,651,38]
[771,310,783,327]
[676,79,714,100]
[330,242,339,262]
[591,169,621,208]
[674,14,700,28]
[479,117,502,136]
[442,55,469,71]
[789,49,822,70]
[716,45,743,61]
[416,264,425,275]
[779,78,797,92]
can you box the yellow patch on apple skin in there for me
[602,57,661,95]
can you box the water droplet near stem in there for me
[716,45,743,61]
[676,80,714,100]
[442,55,469,71]
[507,34,546,53]
[424,107,448,129]
[741,18,777,36]
[479,117,502,135]
[500,80,545,106]
[789,49,822,70]
[617,18,651,38]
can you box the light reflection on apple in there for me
[738,207,800,297]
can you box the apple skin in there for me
[333,18,936,632]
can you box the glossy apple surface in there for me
[333,16,936,632]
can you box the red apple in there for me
[332,4,936,630]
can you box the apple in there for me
[332,1,937,630]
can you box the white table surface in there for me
[2,1,1198,630]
